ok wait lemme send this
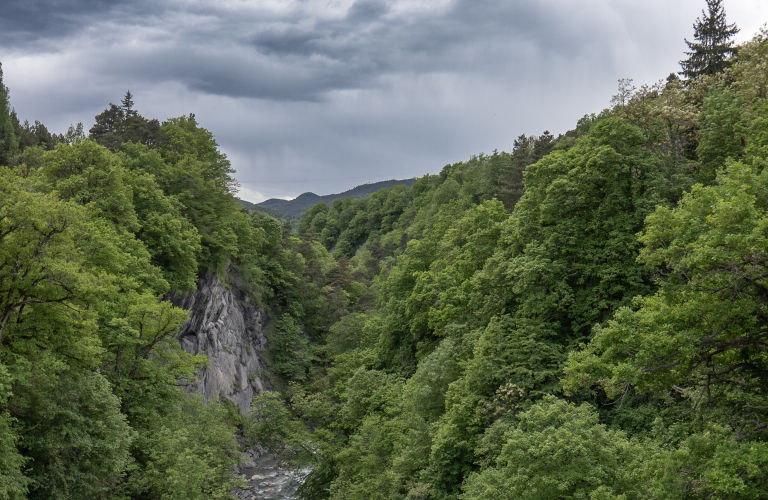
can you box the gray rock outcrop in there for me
[173,270,269,413]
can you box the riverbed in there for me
[233,451,310,500]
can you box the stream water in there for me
[233,452,310,500]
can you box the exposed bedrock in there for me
[172,270,269,413]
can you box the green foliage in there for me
[20,371,133,500]
[150,115,241,268]
[0,168,122,366]
[89,91,161,150]
[33,139,140,231]
[497,133,556,210]
[0,365,28,499]
[377,199,509,372]
[459,117,664,403]
[729,25,768,101]
[462,396,644,500]
[403,338,461,422]
[123,167,202,291]
[565,159,768,433]
[679,0,739,80]
[645,425,768,499]
[14,118,60,152]
[696,88,744,175]
[135,395,239,500]
[299,184,412,258]
[88,102,242,273]
[0,63,19,166]
[268,314,311,382]
[247,391,311,457]
[0,168,152,496]
[0,117,240,496]
[325,313,368,357]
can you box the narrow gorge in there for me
[173,270,269,414]
[174,272,307,499]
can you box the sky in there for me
[1,0,766,202]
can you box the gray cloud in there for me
[2,0,766,201]
[0,1,160,49]
[3,0,635,101]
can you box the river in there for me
[233,451,310,500]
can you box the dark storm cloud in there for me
[1,0,626,102]
[0,0,153,47]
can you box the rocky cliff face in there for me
[173,271,269,413]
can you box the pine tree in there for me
[90,91,162,150]
[679,0,739,80]
[121,90,135,117]
[497,132,556,211]
[0,62,19,166]
[89,103,125,150]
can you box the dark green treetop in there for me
[14,118,60,151]
[89,91,161,150]
[496,132,556,211]
[121,89,135,116]
[0,63,19,166]
[679,0,739,79]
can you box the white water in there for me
[235,455,311,500]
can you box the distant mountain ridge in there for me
[243,178,415,218]
[236,199,297,222]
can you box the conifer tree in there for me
[89,102,125,149]
[121,90,136,117]
[90,91,161,150]
[679,0,739,79]
[497,132,555,211]
[0,62,19,165]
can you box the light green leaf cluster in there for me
[462,396,644,500]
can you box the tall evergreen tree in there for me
[0,62,19,166]
[679,0,739,79]
[15,119,59,151]
[497,132,555,211]
[89,91,161,150]
[121,90,136,117]
[89,103,125,150]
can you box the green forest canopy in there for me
[263,22,768,500]
[1,7,768,500]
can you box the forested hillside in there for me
[252,19,768,500]
[254,179,416,219]
[237,198,298,223]
[2,2,768,499]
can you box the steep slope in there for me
[173,271,270,413]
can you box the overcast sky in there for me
[2,0,766,202]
